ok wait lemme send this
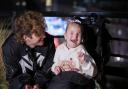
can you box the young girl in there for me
[48,18,97,89]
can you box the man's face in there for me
[64,23,82,48]
[23,32,46,48]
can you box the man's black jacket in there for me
[2,32,55,89]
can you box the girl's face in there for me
[64,23,82,48]
[23,32,46,48]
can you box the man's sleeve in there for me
[2,40,33,89]
[2,40,21,81]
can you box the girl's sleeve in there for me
[51,47,61,73]
[80,49,97,78]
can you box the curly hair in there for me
[14,11,46,43]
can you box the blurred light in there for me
[117,29,122,36]
[116,57,121,61]
[22,1,26,6]
[46,0,52,7]
[80,17,87,19]
[16,1,20,6]
[114,57,124,62]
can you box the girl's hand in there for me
[54,66,61,75]
[78,52,86,64]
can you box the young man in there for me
[2,11,55,89]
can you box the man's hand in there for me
[25,84,33,89]
[24,84,41,89]
[33,84,40,89]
